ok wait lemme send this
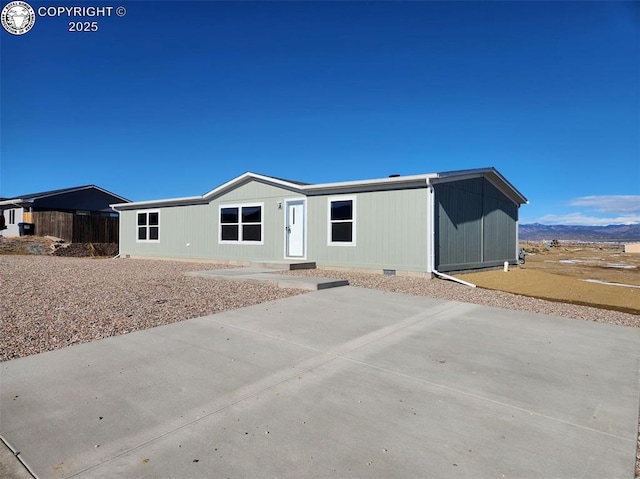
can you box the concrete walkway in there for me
[186,267,349,290]
[1,287,639,478]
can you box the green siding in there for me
[120,204,214,259]
[209,181,304,261]
[119,181,431,271]
[307,188,430,272]
[119,180,304,261]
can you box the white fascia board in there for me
[488,169,528,205]
[0,198,32,207]
[201,172,254,199]
[110,168,527,211]
[485,170,528,205]
[0,198,24,206]
[302,174,433,194]
[428,167,528,205]
[202,172,305,200]
[432,166,496,178]
[110,195,206,211]
[111,172,304,211]
[114,173,432,209]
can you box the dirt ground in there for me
[458,242,640,315]
[0,236,118,257]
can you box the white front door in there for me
[285,199,305,258]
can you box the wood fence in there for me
[31,211,119,243]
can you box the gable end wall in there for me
[434,177,518,272]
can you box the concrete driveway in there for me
[1,286,639,478]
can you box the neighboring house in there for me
[0,185,130,243]
[111,167,528,274]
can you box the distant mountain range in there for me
[519,223,640,242]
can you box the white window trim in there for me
[8,209,16,225]
[136,209,160,243]
[327,196,356,246]
[218,202,264,245]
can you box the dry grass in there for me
[457,268,639,315]
[457,242,639,315]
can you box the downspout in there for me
[515,204,520,262]
[427,180,476,288]
[111,204,122,259]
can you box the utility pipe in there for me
[432,269,477,288]
[427,180,476,288]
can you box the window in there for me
[137,210,159,242]
[8,209,16,224]
[328,197,356,245]
[219,204,263,244]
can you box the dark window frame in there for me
[328,197,356,246]
[219,203,264,244]
[136,210,160,242]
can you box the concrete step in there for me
[249,261,316,271]
[186,268,347,291]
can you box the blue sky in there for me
[1,1,638,225]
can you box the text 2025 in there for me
[68,22,98,32]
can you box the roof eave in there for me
[429,167,528,205]
[110,195,206,210]
[302,174,432,194]
[202,172,305,200]
[111,168,527,209]
[4,185,131,204]
[0,198,31,207]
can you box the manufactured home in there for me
[111,168,528,274]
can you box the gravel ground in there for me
[2,256,639,476]
[284,269,640,328]
[0,256,304,362]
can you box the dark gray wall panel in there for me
[32,189,123,213]
[435,178,483,270]
[435,177,518,272]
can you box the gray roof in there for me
[9,185,97,200]
[112,167,528,210]
[1,185,130,204]
[0,185,129,211]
